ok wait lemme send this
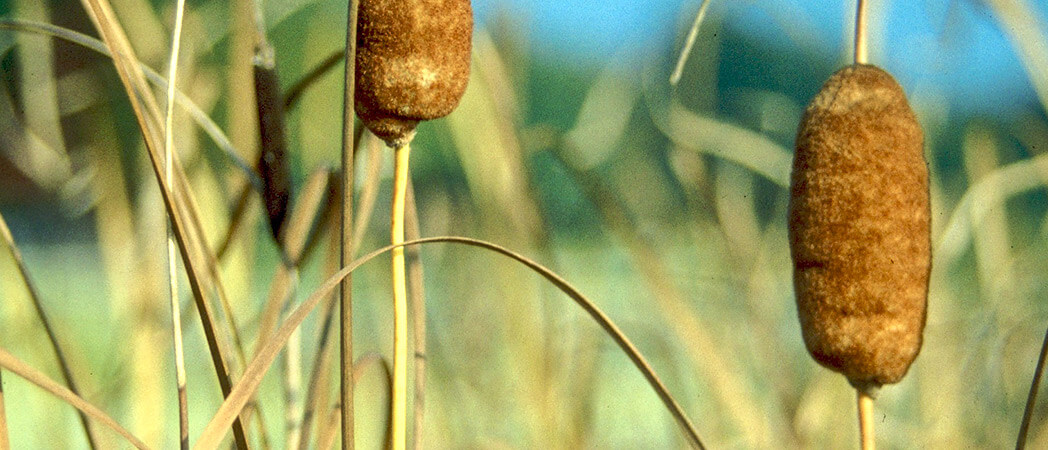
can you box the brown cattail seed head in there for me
[788,64,930,390]
[355,0,473,146]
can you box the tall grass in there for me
[0,0,1047,448]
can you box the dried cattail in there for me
[355,0,473,146]
[788,64,930,391]
[254,51,291,242]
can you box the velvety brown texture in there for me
[788,64,930,390]
[255,62,290,242]
[355,0,473,145]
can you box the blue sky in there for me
[471,0,1048,116]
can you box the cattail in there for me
[788,64,930,391]
[254,53,291,242]
[355,0,473,146]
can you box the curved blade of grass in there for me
[1017,322,1048,449]
[0,347,148,449]
[0,209,99,447]
[75,1,249,446]
[548,137,776,447]
[0,18,262,193]
[194,236,704,449]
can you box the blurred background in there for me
[1,0,1048,448]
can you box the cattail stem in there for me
[854,0,868,64]
[857,390,875,450]
[390,142,412,450]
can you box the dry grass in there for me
[0,0,1047,448]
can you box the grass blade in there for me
[0,348,148,449]
[75,0,249,445]
[194,237,704,449]
[0,209,98,447]
[162,0,190,447]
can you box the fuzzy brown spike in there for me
[789,64,930,390]
[355,0,473,146]
[254,54,291,243]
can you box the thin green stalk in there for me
[0,211,98,448]
[162,0,190,447]
[340,1,360,448]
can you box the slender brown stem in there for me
[854,0,868,65]
[858,390,875,450]
[340,0,360,448]
[1017,321,1048,449]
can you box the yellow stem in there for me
[854,0,868,65]
[391,142,412,450]
[857,389,875,450]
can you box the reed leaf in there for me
[194,237,704,449]
[75,0,249,445]
[0,348,147,450]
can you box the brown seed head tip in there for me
[355,0,473,145]
[788,64,930,387]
